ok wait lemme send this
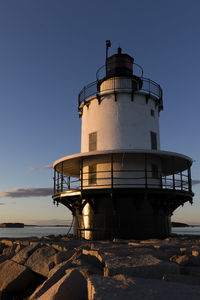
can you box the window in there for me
[152,164,159,179]
[151,109,155,117]
[89,164,97,184]
[89,132,97,151]
[150,131,157,150]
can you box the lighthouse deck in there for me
[78,76,163,116]
[53,150,193,199]
[53,169,192,194]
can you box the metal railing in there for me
[78,77,163,111]
[96,62,144,80]
[53,168,192,195]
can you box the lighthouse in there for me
[53,42,193,240]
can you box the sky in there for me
[0,0,200,225]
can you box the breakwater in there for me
[0,234,200,299]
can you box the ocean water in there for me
[0,226,199,239]
[0,226,73,238]
[172,226,200,236]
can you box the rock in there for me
[0,260,35,294]
[47,242,68,252]
[47,239,86,251]
[30,251,80,299]
[82,249,106,265]
[163,273,200,285]
[104,254,179,278]
[0,243,7,254]
[170,255,197,266]
[34,268,87,300]
[25,246,57,277]
[140,239,161,244]
[180,266,200,276]
[0,239,13,247]
[15,243,25,253]
[154,245,161,249]
[12,242,40,264]
[87,274,200,300]
[54,249,75,265]
[2,245,16,258]
[71,253,103,275]
[192,250,199,257]
[128,242,142,246]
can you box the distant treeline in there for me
[0,223,24,228]
[172,222,189,227]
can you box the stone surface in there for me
[30,251,80,299]
[12,242,40,264]
[0,260,35,294]
[14,243,26,253]
[25,246,57,277]
[87,274,200,300]
[170,254,198,266]
[0,239,13,247]
[2,245,16,258]
[36,269,87,300]
[54,249,75,265]
[192,250,199,257]
[104,254,179,278]
[2,235,200,299]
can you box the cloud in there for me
[44,164,53,169]
[0,188,53,198]
[192,180,200,185]
[29,164,53,172]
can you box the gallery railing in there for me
[78,76,163,111]
[53,168,192,195]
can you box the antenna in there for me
[106,40,111,62]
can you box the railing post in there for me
[67,176,70,190]
[172,156,175,190]
[131,79,134,101]
[57,172,60,193]
[111,154,113,189]
[80,159,83,191]
[145,153,147,188]
[180,172,183,190]
[160,173,163,189]
[172,173,175,190]
[54,168,56,194]
[61,162,63,192]
[188,167,192,192]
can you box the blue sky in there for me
[0,0,199,225]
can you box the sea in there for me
[0,226,199,238]
[0,226,73,238]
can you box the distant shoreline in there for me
[24,224,71,227]
[0,223,72,228]
[0,222,199,229]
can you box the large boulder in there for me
[12,242,40,264]
[30,251,80,299]
[87,274,200,300]
[14,243,26,253]
[25,246,57,277]
[54,249,75,265]
[36,269,87,300]
[0,260,35,295]
[104,254,179,278]
[170,254,200,266]
[0,239,14,247]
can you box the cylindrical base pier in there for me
[73,192,171,240]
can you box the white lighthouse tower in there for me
[53,42,193,240]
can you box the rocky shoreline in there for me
[0,234,200,299]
